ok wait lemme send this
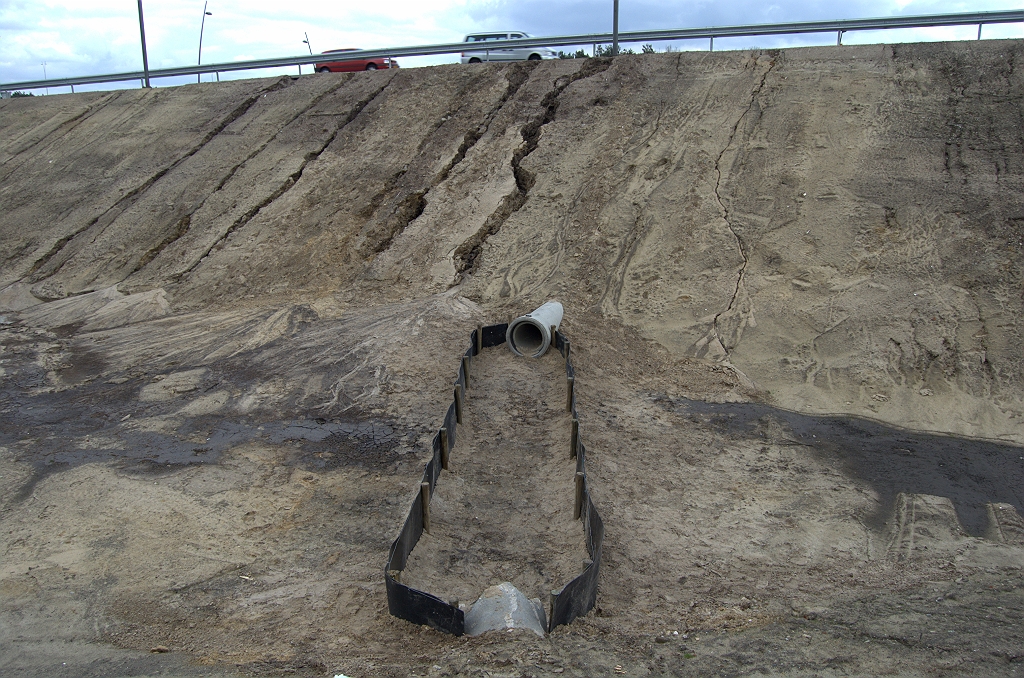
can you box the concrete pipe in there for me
[507,301,564,358]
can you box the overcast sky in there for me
[2,0,1023,92]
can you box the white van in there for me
[460,32,558,63]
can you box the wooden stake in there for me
[570,418,579,459]
[440,427,450,470]
[574,472,585,520]
[462,355,470,390]
[566,376,575,413]
[454,386,463,424]
[476,324,483,354]
[420,482,431,534]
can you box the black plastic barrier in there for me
[384,323,604,636]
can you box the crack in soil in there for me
[711,55,777,357]
[179,76,397,278]
[360,64,536,258]
[451,58,614,284]
[24,79,292,292]
[437,63,533,186]
[127,77,357,280]
[0,92,116,183]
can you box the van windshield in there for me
[467,34,508,42]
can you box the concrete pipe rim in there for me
[507,317,550,358]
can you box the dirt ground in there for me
[401,346,587,613]
[1,39,1023,677]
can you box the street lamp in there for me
[198,1,212,83]
[299,31,312,75]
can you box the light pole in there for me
[42,62,48,94]
[198,1,212,83]
[137,0,151,87]
[299,32,312,75]
[612,0,619,56]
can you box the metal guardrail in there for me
[2,10,1022,92]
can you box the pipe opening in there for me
[510,321,545,356]
[507,301,562,357]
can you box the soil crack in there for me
[0,92,116,183]
[451,58,613,284]
[125,77,355,279]
[437,63,533,185]
[360,64,535,258]
[181,76,396,278]
[25,79,291,288]
[710,54,777,357]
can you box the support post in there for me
[978,23,983,40]
[136,0,151,88]
[549,589,560,633]
[420,482,431,533]
[454,386,464,424]
[462,355,471,390]
[570,418,579,459]
[612,0,619,55]
[476,324,483,354]
[566,376,575,413]
[574,472,585,520]
[440,427,450,470]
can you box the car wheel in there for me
[469,57,482,64]
[365,63,378,70]
[528,54,541,61]
[317,67,331,73]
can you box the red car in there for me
[315,49,398,72]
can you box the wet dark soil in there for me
[658,396,1024,535]
[2,374,413,501]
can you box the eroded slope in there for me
[1,41,1023,677]
[3,43,1021,440]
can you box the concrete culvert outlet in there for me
[507,301,563,357]
[511,322,544,355]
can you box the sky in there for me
[1,0,1023,93]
